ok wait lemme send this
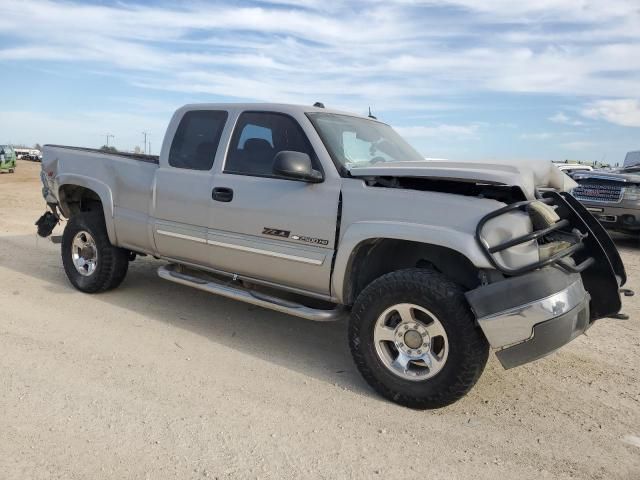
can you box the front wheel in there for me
[349,268,489,409]
[61,212,129,293]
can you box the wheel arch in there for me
[57,174,116,244]
[333,224,490,305]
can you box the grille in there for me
[572,183,623,203]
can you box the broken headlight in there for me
[527,200,573,261]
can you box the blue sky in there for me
[0,0,639,164]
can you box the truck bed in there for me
[42,144,159,254]
[45,145,159,164]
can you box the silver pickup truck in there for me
[37,103,627,408]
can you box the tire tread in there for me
[349,268,489,409]
[61,212,128,293]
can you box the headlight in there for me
[623,185,640,201]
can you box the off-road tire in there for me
[61,212,129,293]
[349,268,489,409]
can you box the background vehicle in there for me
[623,151,640,169]
[572,151,640,234]
[555,163,593,177]
[0,145,17,173]
[15,148,42,161]
[36,103,626,408]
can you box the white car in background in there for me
[555,163,594,176]
[14,148,42,161]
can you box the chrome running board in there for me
[158,264,346,322]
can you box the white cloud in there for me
[0,0,639,107]
[549,112,584,126]
[582,99,640,127]
[0,0,639,155]
[519,132,553,140]
[549,112,570,124]
[433,0,640,22]
[396,124,479,138]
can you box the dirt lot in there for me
[1,160,639,479]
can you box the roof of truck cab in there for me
[179,103,383,122]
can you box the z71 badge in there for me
[262,227,290,238]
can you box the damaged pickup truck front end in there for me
[349,160,627,370]
[467,192,626,368]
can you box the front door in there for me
[208,111,340,295]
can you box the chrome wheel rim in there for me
[373,303,449,381]
[71,231,98,276]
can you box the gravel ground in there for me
[1,160,639,479]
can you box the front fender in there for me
[331,221,492,303]
[56,173,117,244]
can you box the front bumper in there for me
[496,300,590,369]
[579,201,640,232]
[466,268,591,369]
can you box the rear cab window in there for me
[169,110,228,170]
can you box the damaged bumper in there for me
[466,268,591,369]
[469,190,626,368]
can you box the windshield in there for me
[307,113,425,169]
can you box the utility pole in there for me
[105,134,114,147]
[142,131,150,154]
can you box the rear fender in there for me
[57,173,116,244]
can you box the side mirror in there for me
[272,151,323,183]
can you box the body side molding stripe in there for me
[156,229,207,243]
[156,229,323,265]
[206,239,323,265]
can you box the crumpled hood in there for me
[348,159,577,199]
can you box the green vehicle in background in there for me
[0,145,17,173]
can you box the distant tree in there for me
[133,146,142,154]
[34,143,42,151]
[100,145,118,153]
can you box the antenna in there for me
[368,107,377,120]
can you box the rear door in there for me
[152,110,229,267]
[207,111,341,295]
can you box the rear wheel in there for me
[349,268,489,409]
[61,212,129,293]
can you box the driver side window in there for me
[225,112,318,177]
